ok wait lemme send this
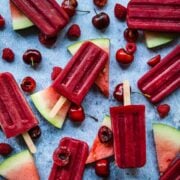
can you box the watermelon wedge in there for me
[153,123,180,174]
[86,116,114,164]
[67,38,110,97]
[31,87,71,128]
[10,1,33,30]
[0,150,40,180]
[144,31,175,49]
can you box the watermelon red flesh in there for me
[68,39,110,97]
[31,87,71,128]
[86,116,113,164]
[10,1,33,30]
[153,123,180,174]
[0,150,39,180]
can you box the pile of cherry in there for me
[0,0,172,178]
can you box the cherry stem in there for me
[76,9,90,14]
[94,8,98,15]
[85,114,98,122]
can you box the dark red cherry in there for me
[92,11,110,30]
[98,126,113,144]
[61,0,78,17]
[116,48,134,64]
[124,28,139,42]
[95,159,110,177]
[93,0,108,8]
[113,83,123,102]
[38,32,57,47]
[23,49,42,67]
[28,126,41,139]
[68,104,85,122]
[21,76,36,93]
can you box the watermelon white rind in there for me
[10,1,33,30]
[0,150,39,180]
[31,87,71,128]
[144,31,175,49]
[67,38,110,97]
[153,123,180,174]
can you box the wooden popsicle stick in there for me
[49,96,68,118]
[22,132,36,154]
[123,80,131,106]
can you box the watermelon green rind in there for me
[31,87,71,128]
[86,115,113,164]
[144,31,175,49]
[67,38,110,54]
[0,150,39,179]
[153,123,180,173]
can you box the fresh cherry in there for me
[95,159,110,177]
[38,32,57,47]
[93,0,108,8]
[28,126,41,139]
[61,0,78,17]
[23,49,42,67]
[0,14,5,28]
[51,66,62,80]
[67,24,81,39]
[2,48,15,62]
[157,104,170,118]
[124,28,139,42]
[21,76,36,93]
[92,10,110,30]
[147,55,161,67]
[116,48,134,65]
[114,3,127,21]
[0,143,13,156]
[53,146,71,166]
[126,43,137,54]
[68,104,85,122]
[98,126,113,144]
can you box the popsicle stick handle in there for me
[49,96,67,118]
[123,80,131,105]
[22,132,36,154]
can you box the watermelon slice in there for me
[86,116,114,164]
[67,38,110,97]
[153,123,180,174]
[0,150,40,180]
[10,1,33,30]
[31,87,71,128]
[144,31,175,49]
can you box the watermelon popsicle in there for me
[50,41,108,117]
[127,0,180,33]
[11,0,69,36]
[0,72,38,153]
[110,80,146,168]
[138,45,180,104]
[49,137,88,180]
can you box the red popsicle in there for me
[138,45,180,104]
[127,0,180,33]
[0,72,39,153]
[49,137,89,180]
[11,0,69,36]
[110,80,146,168]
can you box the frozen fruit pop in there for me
[11,0,69,36]
[50,41,108,117]
[127,0,180,33]
[49,137,88,180]
[110,80,146,168]
[0,72,39,153]
[160,158,180,180]
[138,45,180,104]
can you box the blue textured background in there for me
[0,0,179,179]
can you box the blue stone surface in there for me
[0,0,179,179]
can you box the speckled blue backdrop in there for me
[0,0,179,179]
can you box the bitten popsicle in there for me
[0,72,39,153]
[138,45,180,104]
[50,41,108,117]
[49,137,89,180]
[110,80,146,168]
[127,0,180,33]
[160,158,180,180]
[11,0,69,36]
